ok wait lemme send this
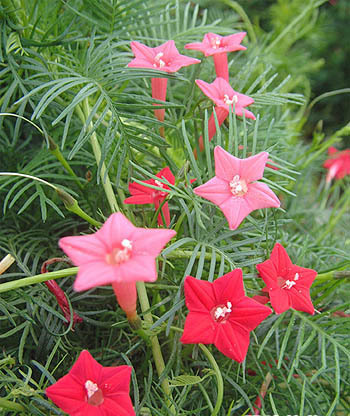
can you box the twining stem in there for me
[136,281,175,414]
[170,326,224,416]
[79,99,119,212]
[0,398,25,413]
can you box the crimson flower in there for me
[124,167,175,227]
[256,243,317,314]
[193,146,280,230]
[323,146,350,183]
[185,32,246,81]
[46,350,135,416]
[195,77,255,153]
[128,40,200,126]
[59,213,175,319]
[180,270,272,362]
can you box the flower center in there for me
[210,36,222,49]
[85,380,104,406]
[105,239,132,265]
[154,179,168,198]
[153,52,166,68]
[229,175,248,197]
[211,301,232,323]
[224,94,238,106]
[280,273,299,290]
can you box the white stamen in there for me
[85,380,99,399]
[154,179,164,188]
[284,280,296,289]
[294,273,299,281]
[213,301,232,320]
[229,175,248,197]
[224,94,238,105]
[154,52,166,68]
[211,37,221,49]
[121,239,132,249]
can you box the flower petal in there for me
[268,287,291,314]
[73,262,115,291]
[256,258,279,289]
[193,176,231,206]
[180,311,216,344]
[131,228,176,257]
[102,396,136,416]
[269,243,294,278]
[289,287,315,315]
[59,234,106,266]
[245,182,280,211]
[212,270,245,304]
[219,196,251,230]
[292,266,317,288]
[229,297,272,331]
[214,322,250,362]
[240,152,269,182]
[214,145,241,181]
[183,275,216,312]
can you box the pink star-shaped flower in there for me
[185,32,246,81]
[46,350,135,416]
[323,146,350,183]
[59,213,175,318]
[193,146,280,230]
[124,167,175,227]
[128,40,200,126]
[180,270,272,362]
[256,243,317,314]
[194,78,255,154]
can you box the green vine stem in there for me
[0,398,25,413]
[136,281,175,414]
[0,267,78,294]
[79,99,119,213]
[170,326,224,416]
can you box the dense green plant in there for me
[0,0,349,415]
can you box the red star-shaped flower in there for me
[46,350,135,416]
[323,146,350,183]
[256,243,317,314]
[180,270,272,362]
[193,146,280,230]
[124,167,175,227]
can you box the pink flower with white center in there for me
[323,146,350,183]
[185,32,247,81]
[59,213,176,320]
[46,350,135,416]
[128,40,200,127]
[193,146,280,230]
[194,77,255,155]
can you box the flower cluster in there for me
[45,33,318,416]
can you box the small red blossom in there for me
[124,167,175,227]
[193,146,280,230]
[59,213,175,319]
[323,146,350,183]
[256,243,317,314]
[180,270,272,362]
[128,40,200,125]
[185,32,246,81]
[46,350,135,416]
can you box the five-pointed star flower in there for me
[46,350,135,416]
[256,243,317,314]
[59,213,175,319]
[193,146,280,230]
[124,167,175,227]
[185,32,246,81]
[128,40,200,124]
[180,270,272,362]
[194,77,255,153]
[323,146,350,183]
